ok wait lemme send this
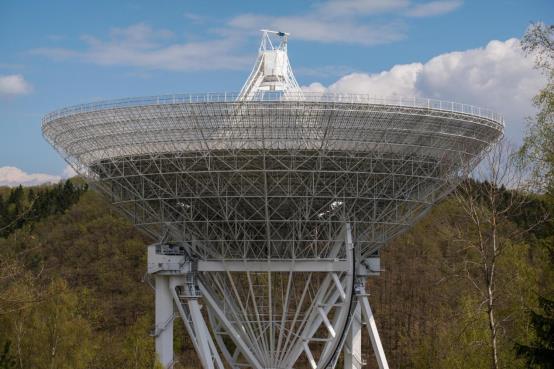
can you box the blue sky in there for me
[0,0,552,185]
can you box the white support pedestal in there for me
[359,292,389,369]
[148,239,389,369]
[343,288,390,369]
[154,276,175,368]
[344,303,363,369]
[343,254,389,369]
[148,245,225,369]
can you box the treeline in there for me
[0,180,87,238]
[0,179,551,369]
[369,187,553,369]
[0,189,163,369]
[466,178,554,237]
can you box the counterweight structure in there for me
[42,31,504,369]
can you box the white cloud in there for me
[227,0,461,46]
[316,0,410,16]
[229,14,406,46]
[33,2,464,71]
[0,74,32,97]
[0,167,61,187]
[302,82,328,93]
[324,63,423,96]
[33,23,251,71]
[405,0,463,17]
[303,38,546,143]
[0,164,79,187]
[62,165,77,178]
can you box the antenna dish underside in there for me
[42,30,504,369]
[42,94,503,259]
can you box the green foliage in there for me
[0,189,159,368]
[517,26,554,367]
[1,190,152,328]
[0,180,87,238]
[0,278,94,369]
[153,359,165,369]
[371,192,551,369]
[520,23,554,195]
[27,279,94,369]
[516,296,554,368]
[0,341,16,369]
[121,315,157,369]
[0,164,551,368]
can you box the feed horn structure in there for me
[42,30,504,369]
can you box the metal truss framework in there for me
[42,96,503,258]
[42,90,503,369]
[42,27,504,369]
[149,223,392,369]
[238,30,302,101]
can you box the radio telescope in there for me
[42,30,504,369]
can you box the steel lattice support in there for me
[154,276,174,367]
[42,28,503,369]
[42,98,503,261]
[146,223,360,369]
[343,303,363,369]
[147,224,395,369]
[341,289,390,369]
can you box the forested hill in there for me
[0,179,552,369]
[0,180,87,238]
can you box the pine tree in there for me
[516,296,554,368]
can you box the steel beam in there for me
[359,291,390,369]
[168,277,225,369]
[154,276,174,368]
[198,259,349,272]
[198,280,264,369]
[344,303,362,369]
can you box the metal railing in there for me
[42,92,504,127]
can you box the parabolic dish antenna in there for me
[43,30,503,369]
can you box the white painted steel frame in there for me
[238,30,302,101]
[343,304,362,369]
[42,92,505,125]
[149,223,358,369]
[154,276,175,367]
[42,96,503,263]
[42,29,504,369]
[199,223,355,369]
[359,287,390,369]
[43,95,502,367]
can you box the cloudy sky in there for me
[0,0,552,186]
